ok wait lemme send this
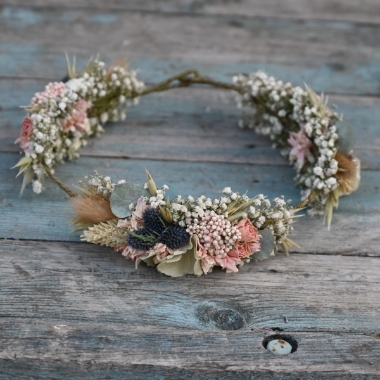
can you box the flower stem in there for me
[43,163,78,198]
[140,69,243,96]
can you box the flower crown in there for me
[13,57,360,277]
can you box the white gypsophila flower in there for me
[32,180,42,194]
[34,144,44,154]
[234,70,341,213]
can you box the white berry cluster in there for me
[233,71,341,214]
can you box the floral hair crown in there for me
[13,57,360,277]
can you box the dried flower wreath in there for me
[13,58,360,277]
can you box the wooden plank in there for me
[1,84,379,168]
[1,151,379,255]
[1,240,380,376]
[1,6,380,95]
[4,0,380,24]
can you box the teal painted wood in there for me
[1,1,380,378]
[1,6,380,95]
[1,151,379,255]
[1,86,379,169]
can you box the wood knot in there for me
[196,303,247,330]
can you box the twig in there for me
[43,163,78,198]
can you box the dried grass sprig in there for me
[81,219,127,248]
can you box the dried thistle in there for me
[81,219,127,248]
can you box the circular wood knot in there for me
[196,303,248,330]
[262,334,298,355]
[212,308,245,330]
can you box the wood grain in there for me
[1,1,379,377]
[1,6,380,96]
[1,239,380,377]
[3,0,380,24]
[1,84,379,168]
[1,151,379,255]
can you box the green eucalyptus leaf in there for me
[110,182,150,218]
[336,120,356,154]
[251,228,274,261]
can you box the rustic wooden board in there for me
[1,240,380,377]
[4,0,380,24]
[1,151,379,256]
[1,1,379,378]
[1,6,380,95]
[1,84,379,169]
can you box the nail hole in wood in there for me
[262,334,298,355]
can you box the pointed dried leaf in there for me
[20,167,34,194]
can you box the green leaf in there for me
[110,182,150,218]
[251,228,274,261]
[336,120,356,154]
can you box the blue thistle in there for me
[143,208,167,235]
[127,229,156,251]
[159,225,190,250]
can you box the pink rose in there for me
[15,117,34,152]
[236,218,260,243]
[227,242,255,259]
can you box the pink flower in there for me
[32,82,66,103]
[15,117,34,152]
[226,218,261,260]
[62,100,91,133]
[117,219,132,229]
[227,242,255,260]
[214,256,241,273]
[236,218,260,244]
[130,197,149,229]
[195,240,216,274]
[151,243,171,264]
[121,245,146,261]
[287,125,313,169]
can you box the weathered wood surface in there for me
[1,1,380,379]
[0,240,380,377]
[5,0,380,24]
[1,5,380,96]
